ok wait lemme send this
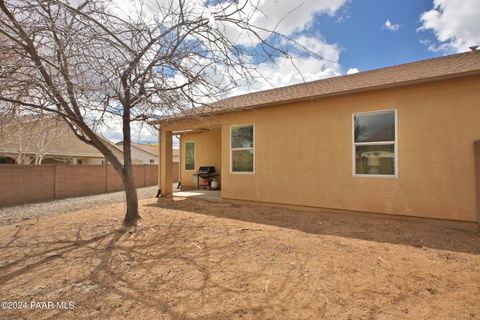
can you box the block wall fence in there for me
[0,164,163,207]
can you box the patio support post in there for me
[160,128,173,196]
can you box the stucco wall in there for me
[163,76,480,221]
[129,147,159,164]
[179,129,222,187]
[219,77,480,221]
[474,140,480,222]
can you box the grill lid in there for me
[197,166,215,174]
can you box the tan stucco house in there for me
[155,50,480,223]
[114,142,180,181]
[115,142,161,164]
[114,142,179,165]
[0,117,124,165]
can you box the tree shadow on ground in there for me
[0,215,314,320]
[149,197,480,255]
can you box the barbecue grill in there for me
[196,166,217,190]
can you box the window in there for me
[184,141,195,170]
[149,159,154,164]
[353,110,397,177]
[231,125,254,173]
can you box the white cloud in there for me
[210,0,348,47]
[226,35,341,95]
[244,0,346,37]
[97,117,159,144]
[110,0,348,47]
[295,35,340,61]
[252,56,340,90]
[346,68,359,74]
[419,39,452,53]
[106,0,347,93]
[384,19,401,32]
[94,1,350,142]
[419,0,480,53]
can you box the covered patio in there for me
[158,119,222,198]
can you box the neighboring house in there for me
[115,141,179,181]
[156,49,480,223]
[114,142,178,164]
[0,117,124,165]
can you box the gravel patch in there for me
[0,186,158,225]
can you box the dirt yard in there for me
[0,196,479,320]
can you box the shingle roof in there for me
[116,143,179,158]
[132,143,159,156]
[156,51,480,123]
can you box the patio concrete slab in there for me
[172,183,221,201]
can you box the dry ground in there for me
[0,196,479,320]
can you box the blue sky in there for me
[311,0,439,73]
[213,0,480,95]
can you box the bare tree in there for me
[0,113,65,164]
[0,0,299,226]
[0,117,32,164]
[0,114,31,164]
[30,117,64,164]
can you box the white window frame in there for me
[352,109,398,178]
[184,141,196,171]
[230,124,255,174]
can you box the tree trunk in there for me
[122,167,141,226]
[120,87,140,226]
[123,178,140,226]
[95,147,141,227]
